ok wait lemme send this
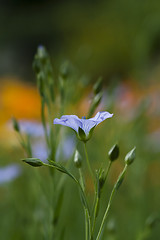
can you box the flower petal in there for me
[81,119,97,135]
[89,111,113,124]
[54,115,82,133]
[53,111,113,141]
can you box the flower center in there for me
[82,116,86,119]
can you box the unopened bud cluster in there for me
[33,45,54,101]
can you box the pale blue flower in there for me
[32,140,48,163]
[18,120,46,137]
[54,111,113,141]
[0,164,22,184]
[8,119,48,137]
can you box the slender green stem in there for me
[18,133,26,149]
[84,209,92,240]
[96,164,128,240]
[85,209,89,240]
[104,161,112,183]
[78,168,92,239]
[48,101,55,159]
[79,168,85,192]
[84,143,95,186]
[18,133,32,157]
[92,161,112,237]
[43,162,91,239]
[41,98,50,148]
[26,135,32,157]
[88,211,92,240]
[91,195,99,238]
[83,143,95,239]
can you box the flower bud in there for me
[77,126,95,142]
[99,175,105,190]
[88,92,103,117]
[145,214,160,229]
[33,45,49,74]
[37,72,45,97]
[74,150,82,168]
[106,218,116,234]
[108,144,119,161]
[37,45,48,62]
[22,158,43,167]
[93,92,103,108]
[60,61,70,79]
[125,147,136,165]
[93,77,103,94]
[98,173,105,197]
[12,117,20,132]
[78,127,87,142]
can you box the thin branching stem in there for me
[84,143,95,188]
[96,164,128,240]
[92,161,112,237]
[43,162,91,240]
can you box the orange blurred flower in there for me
[0,77,41,124]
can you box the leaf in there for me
[47,160,76,182]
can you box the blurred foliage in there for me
[1,0,160,82]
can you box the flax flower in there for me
[54,111,113,142]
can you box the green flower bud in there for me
[145,214,160,229]
[37,72,45,97]
[78,127,87,142]
[93,92,102,108]
[98,174,105,198]
[125,147,136,165]
[32,59,41,74]
[93,77,103,94]
[37,45,48,62]
[99,175,105,190]
[74,150,82,168]
[88,92,103,117]
[95,168,105,198]
[12,117,20,132]
[106,218,116,234]
[77,126,95,142]
[60,61,70,79]
[108,144,119,161]
[33,45,49,74]
[22,158,43,167]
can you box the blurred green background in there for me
[0,0,160,239]
[1,0,160,81]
